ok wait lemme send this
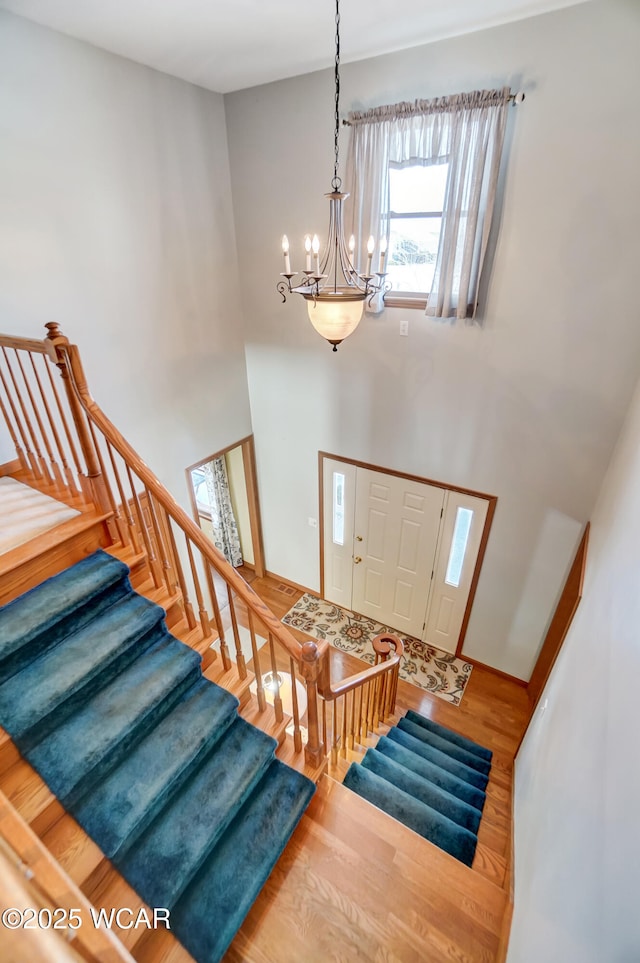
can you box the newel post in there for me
[45,323,110,513]
[300,641,325,768]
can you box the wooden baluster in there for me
[32,354,80,496]
[164,513,197,630]
[226,586,247,678]
[340,693,348,758]
[385,664,396,719]
[356,685,364,746]
[248,612,265,711]
[372,675,381,731]
[369,677,377,732]
[0,386,27,471]
[23,353,66,492]
[1,348,45,480]
[86,420,121,544]
[348,687,356,750]
[125,465,163,588]
[11,348,57,485]
[289,657,303,753]
[145,488,175,598]
[204,565,231,670]
[379,670,388,723]
[362,680,371,738]
[208,575,228,664]
[391,663,400,716]
[44,325,109,510]
[0,356,37,476]
[42,355,82,494]
[267,633,283,722]
[184,538,212,640]
[322,697,327,756]
[300,641,324,768]
[104,440,136,549]
[331,699,339,766]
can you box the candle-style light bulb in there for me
[282,235,291,274]
[366,235,375,276]
[312,234,320,274]
[304,234,312,272]
[378,236,388,274]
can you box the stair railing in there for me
[317,634,404,764]
[0,325,405,768]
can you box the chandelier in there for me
[277,0,388,351]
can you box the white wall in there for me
[0,12,251,511]
[509,371,640,962]
[225,0,640,678]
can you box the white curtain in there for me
[203,456,243,568]
[344,88,510,319]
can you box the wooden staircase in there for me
[0,497,316,963]
[0,325,517,962]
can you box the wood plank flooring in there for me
[211,572,530,959]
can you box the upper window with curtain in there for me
[344,88,513,319]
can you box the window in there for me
[445,507,474,588]
[345,87,512,318]
[332,471,345,545]
[191,467,213,518]
[387,161,449,297]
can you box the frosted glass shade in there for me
[305,291,365,346]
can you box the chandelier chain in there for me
[332,0,341,191]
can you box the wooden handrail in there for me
[320,637,404,700]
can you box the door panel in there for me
[352,468,445,637]
[424,492,489,653]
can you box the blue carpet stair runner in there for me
[343,709,492,867]
[0,549,315,962]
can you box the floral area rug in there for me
[282,593,472,706]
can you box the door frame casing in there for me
[186,434,265,578]
[318,451,497,657]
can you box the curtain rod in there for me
[342,90,525,126]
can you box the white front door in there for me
[351,468,445,638]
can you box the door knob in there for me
[355,535,363,542]
[354,556,362,564]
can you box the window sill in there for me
[383,295,427,310]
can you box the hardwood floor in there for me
[210,571,529,959]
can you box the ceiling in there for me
[0,0,590,93]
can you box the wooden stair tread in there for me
[240,695,290,747]
[0,507,111,580]
[8,469,93,511]
[105,542,148,571]
[133,575,183,615]
[276,732,327,783]
[134,928,196,963]
[41,813,106,888]
[83,868,158,952]
[203,661,254,704]
[0,760,62,833]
